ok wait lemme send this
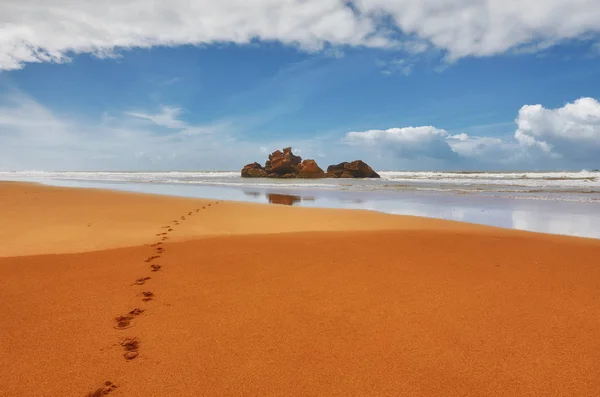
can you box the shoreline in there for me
[1,181,598,258]
[1,181,600,396]
[2,178,600,240]
[0,181,514,257]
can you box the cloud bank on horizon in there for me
[0,0,599,171]
[344,98,600,166]
[2,89,598,170]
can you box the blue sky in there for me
[1,0,600,171]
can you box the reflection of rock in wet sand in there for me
[244,191,261,197]
[267,193,302,206]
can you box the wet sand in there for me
[1,182,599,396]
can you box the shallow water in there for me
[3,174,599,239]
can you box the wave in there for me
[1,170,599,203]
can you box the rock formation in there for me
[327,160,380,178]
[265,147,302,176]
[298,159,326,178]
[241,162,268,178]
[241,148,379,179]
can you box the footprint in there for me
[150,242,163,247]
[167,228,173,232]
[114,315,134,330]
[150,264,161,272]
[145,255,160,262]
[161,237,169,241]
[133,276,151,286]
[156,247,164,253]
[188,212,192,216]
[128,308,145,316]
[202,206,205,209]
[196,209,200,212]
[121,337,140,360]
[180,216,186,220]
[141,291,154,301]
[86,381,118,397]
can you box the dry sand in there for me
[1,182,599,396]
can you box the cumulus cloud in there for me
[515,97,600,160]
[342,97,600,168]
[354,0,600,60]
[344,126,458,159]
[1,0,600,70]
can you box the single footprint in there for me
[150,242,163,247]
[168,228,173,232]
[121,337,140,360]
[128,308,145,316]
[114,315,134,330]
[150,264,161,272]
[161,237,169,241]
[141,291,154,301]
[181,216,186,220]
[188,212,192,216]
[86,381,118,397]
[156,247,164,253]
[133,276,151,286]
[196,209,200,212]
[145,255,160,263]
[208,204,211,207]
[202,206,205,209]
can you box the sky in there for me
[1,0,600,171]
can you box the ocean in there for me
[2,170,599,238]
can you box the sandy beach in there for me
[1,181,600,396]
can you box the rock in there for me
[298,159,325,178]
[267,147,302,175]
[241,148,378,179]
[326,160,380,178]
[279,173,297,179]
[241,162,268,178]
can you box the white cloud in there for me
[344,126,457,159]
[0,91,251,170]
[354,0,600,60]
[127,107,187,129]
[0,90,339,171]
[342,97,600,167]
[1,0,600,70]
[376,58,414,76]
[448,135,521,163]
[127,106,231,136]
[515,97,600,160]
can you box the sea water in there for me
[1,170,599,238]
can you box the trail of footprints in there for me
[86,200,221,396]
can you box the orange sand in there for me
[1,182,599,396]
